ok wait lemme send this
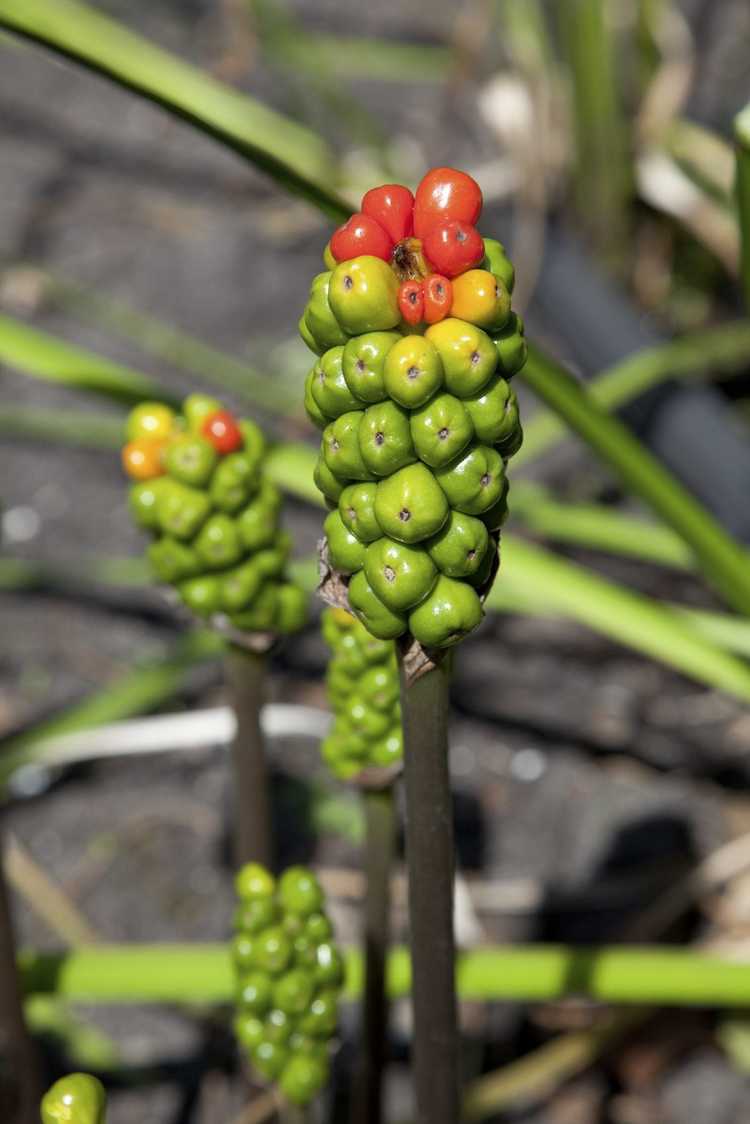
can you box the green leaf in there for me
[518,344,750,615]
[0,0,349,222]
[495,535,750,702]
[0,314,176,405]
[515,321,750,467]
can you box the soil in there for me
[2,1,750,1121]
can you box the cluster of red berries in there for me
[121,395,307,634]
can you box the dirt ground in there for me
[2,1,750,1120]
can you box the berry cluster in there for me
[232,863,343,1106]
[320,607,402,780]
[300,168,525,648]
[122,395,307,634]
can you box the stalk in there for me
[352,786,397,1124]
[397,652,458,1124]
[0,834,42,1124]
[225,645,272,869]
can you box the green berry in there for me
[310,346,361,418]
[239,419,267,466]
[481,238,515,293]
[147,536,200,583]
[348,571,407,640]
[252,1039,288,1080]
[304,366,329,428]
[275,584,308,634]
[220,560,263,613]
[279,1054,329,1106]
[427,510,490,578]
[179,573,222,617]
[237,971,273,1014]
[210,451,260,514]
[493,312,527,377]
[278,866,324,916]
[236,863,275,900]
[481,483,509,530]
[322,411,370,481]
[253,926,293,974]
[328,256,400,335]
[304,272,349,351]
[408,574,483,648]
[314,455,348,503]
[324,510,367,574]
[434,444,506,515]
[254,534,291,579]
[409,392,474,468]
[129,478,168,530]
[305,913,333,943]
[264,1007,293,1045]
[194,513,243,570]
[298,990,339,1038]
[273,969,315,1015]
[338,483,382,543]
[234,897,278,933]
[299,313,323,356]
[344,697,392,741]
[373,463,449,544]
[157,481,211,540]
[184,393,222,432]
[363,537,437,612]
[342,331,401,403]
[425,318,497,397]
[164,434,217,486]
[315,942,345,988]
[234,1012,265,1051]
[41,1075,107,1124]
[230,581,279,631]
[462,374,519,447]
[356,665,399,711]
[383,334,444,408]
[370,729,403,768]
[358,400,416,476]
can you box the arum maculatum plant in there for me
[231,863,344,1110]
[41,1074,107,1124]
[302,167,526,1124]
[121,394,308,867]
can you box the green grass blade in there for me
[515,321,750,467]
[0,0,349,222]
[518,344,750,615]
[0,314,176,405]
[19,943,750,1008]
[495,535,750,700]
[735,102,750,311]
[0,405,125,450]
[511,483,693,569]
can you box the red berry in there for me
[398,280,424,326]
[330,213,393,263]
[361,184,415,244]
[413,167,483,239]
[423,220,484,278]
[423,274,453,324]
[202,410,243,454]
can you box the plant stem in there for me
[225,646,272,870]
[0,833,42,1123]
[397,652,458,1124]
[352,787,396,1124]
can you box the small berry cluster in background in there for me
[232,864,344,1106]
[321,607,402,780]
[300,168,526,648]
[121,395,307,634]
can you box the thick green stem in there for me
[397,653,458,1124]
[352,787,396,1124]
[225,646,272,870]
[0,833,42,1123]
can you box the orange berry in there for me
[122,438,165,480]
[449,269,510,331]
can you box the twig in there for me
[4,833,99,945]
[225,646,272,869]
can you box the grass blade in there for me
[495,535,750,701]
[518,344,750,615]
[0,0,349,221]
[0,315,175,406]
[515,321,750,468]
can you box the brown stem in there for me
[397,651,459,1124]
[352,786,396,1124]
[225,645,272,870]
[0,828,42,1124]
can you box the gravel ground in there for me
[2,1,750,1121]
